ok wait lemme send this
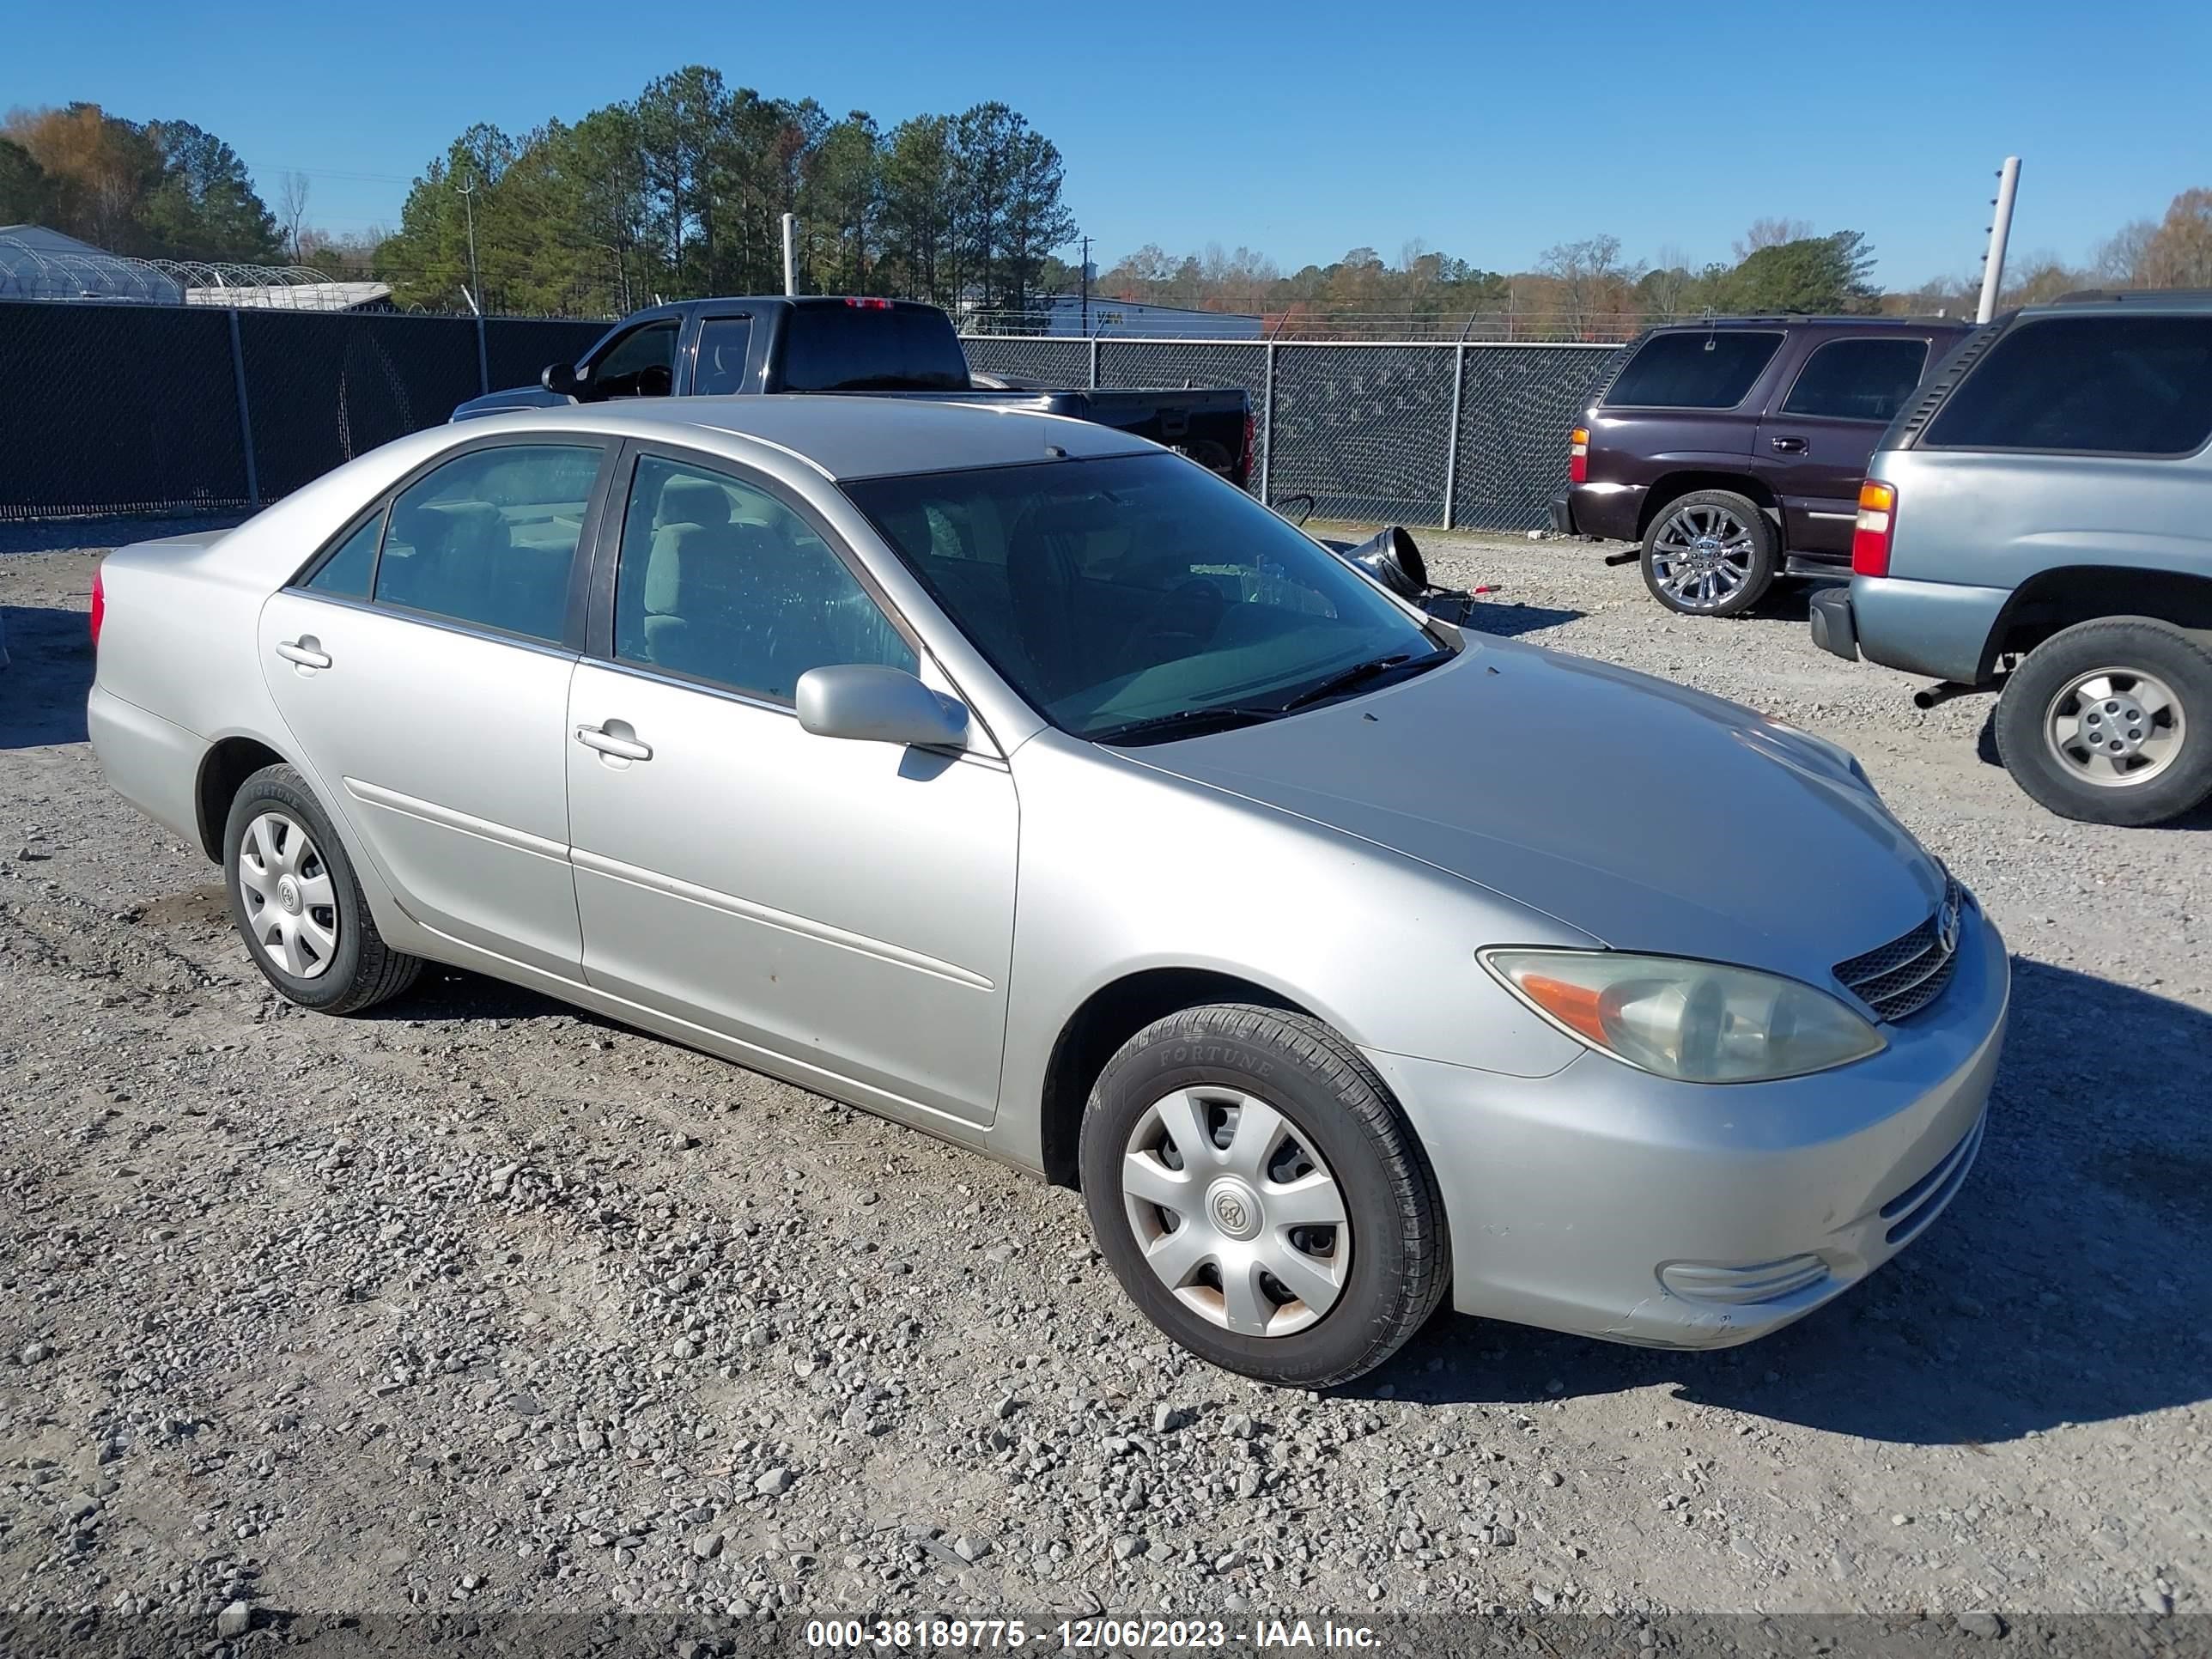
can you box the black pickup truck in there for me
[453,296,1254,488]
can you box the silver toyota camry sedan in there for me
[88,397,2007,1387]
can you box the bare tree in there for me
[277,170,311,263]
[1733,217,1814,261]
[1539,234,1641,335]
[2093,220,2156,284]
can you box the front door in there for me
[258,439,608,976]
[564,448,1018,1127]
[1758,336,1936,557]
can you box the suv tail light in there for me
[1241,411,1255,483]
[1851,481,1896,577]
[842,297,893,309]
[90,564,106,651]
[1568,428,1589,484]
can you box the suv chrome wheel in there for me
[236,810,340,978]
[1650,502,1758,611]
[2044,666,2184,788]
[1121,1086,1349,1338]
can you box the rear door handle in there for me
[1771,436,1808,454]
[276,638,331,670]
[575,724,652,762]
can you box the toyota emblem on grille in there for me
[1936,892,1961,957]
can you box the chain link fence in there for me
[1,302,1620,530]
[0,300,605,520]
[965,335,1623,531]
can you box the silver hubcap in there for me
[1651,505,1756,611]
[1121,1088,1350,1338]
[236,811,340,978]
[2045,666,2185,788]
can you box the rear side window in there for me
[694,318,754,395]
[305,512,382,598]
[1604,331,1784,409]
[781,305,971,392]
[1780,338,1930,422]
[374,444,602,643]
[1923,314,2212,455]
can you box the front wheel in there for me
[1641,489,1778,617]
[1079,1005,1449,1388]
[1993,617,2212,826]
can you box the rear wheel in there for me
[1994,617,2212,826]
[1079,1004,1449,1388]
[1641,489,1778,617]
[222,763,422,1012]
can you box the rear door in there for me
[258,437,611,977]
[1759,335,1939,557]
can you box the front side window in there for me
[373,444,601,644]
[846,453,1446,740]
[588,321,679,399]
[1780,338,1931,422]
[1604,331,1784,410]
[613,454,915,700]
[1923,314,2212,455]
[693,318,755,396]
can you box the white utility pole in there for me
[781,213,798,296]
[1976,156,2021,324]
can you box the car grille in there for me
[1834,877,1965,1022]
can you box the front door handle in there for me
[1771,435,1808,454]
[276,638,331,670]
[575,723,652,762]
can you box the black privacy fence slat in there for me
[0,301,250,520]
[238,311,483,499]
[0,301,1624,531]
[0,300,605,522]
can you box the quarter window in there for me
[693,319,754,395]
[1779,338,1931,422]
[1923,314,2212,455]
[372,444,601,644]
[305,511,383,598]
[612,455,915,700]
[1603,331,1784,409]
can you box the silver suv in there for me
[1810,291,2212,826]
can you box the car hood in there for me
[451,385,569,422]
[1126,638,1946,991]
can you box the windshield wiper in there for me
[1278,650,1443,712]
[1089,704,1286,745]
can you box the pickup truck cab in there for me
[454,296,1254,489]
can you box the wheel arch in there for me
[1984,566,2212,678]
[1636,471,1779,538]
[194,733,298,861]
[1036,968,1319,1189]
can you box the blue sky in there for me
[7,0,2208,285]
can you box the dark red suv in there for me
[1552,317,1970,615]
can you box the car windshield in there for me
[844,453,1448,740]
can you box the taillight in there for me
[1851,481,1896,577]
[842,297,893,309]
[90,564,106,650]
[1241,411,1255,481]
[1568,427,1589,484]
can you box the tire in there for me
[1640,489,1778,617]
[1079,1004,1449,1389]
[222,763,422,1013]
[1993,617,2212,827]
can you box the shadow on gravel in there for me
[0,512,246,556]
[1,605,92,748]
[1468,601,1583,640]
[1357,959,2212,1446]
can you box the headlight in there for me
[1481,950,1886,1084]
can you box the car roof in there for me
[1644,315,1966,333]
[2023,289,2212,317]
[474,393,1158,480]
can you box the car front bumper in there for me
[1364,904,2009,1350]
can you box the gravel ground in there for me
[2,516,2207,1637]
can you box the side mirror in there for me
[796,665,969,749]
[1337,526,1429,599]
[1274,492,1316,528]
[541,362,581,397]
